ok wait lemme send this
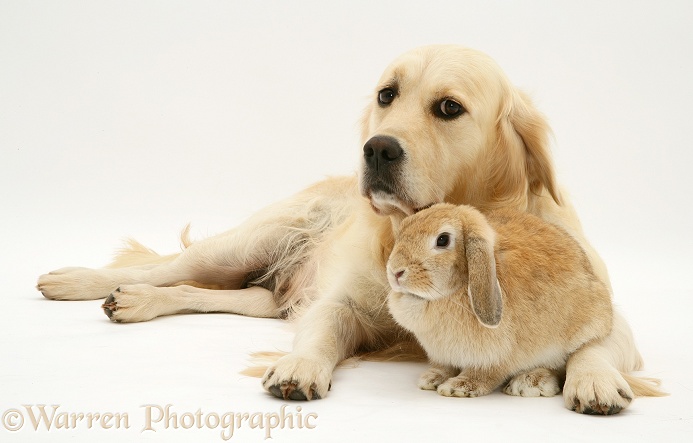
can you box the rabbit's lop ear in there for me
[466,235,503,328]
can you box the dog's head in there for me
[359,45,561,216]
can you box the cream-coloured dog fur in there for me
[37,45,659,413]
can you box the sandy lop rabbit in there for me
[387,203,613,399]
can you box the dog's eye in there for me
[436,99,465,119]
[378,88,396,106]
[436,233,451,248]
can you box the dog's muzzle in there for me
[362,135,404,195]
[361,135,420,215]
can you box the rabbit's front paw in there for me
[418,365,458,390]
[436,374,494,398]
[504,367,562,397]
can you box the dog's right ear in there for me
[508,90,561,205]
[465,233,503,328]
[494,88,561,207]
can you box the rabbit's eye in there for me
[436,233,451,248]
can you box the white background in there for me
[2,1,692,441]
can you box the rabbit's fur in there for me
[387,203,613,398]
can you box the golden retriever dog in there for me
[37,45,660,414]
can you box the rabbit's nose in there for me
[395,270,405,282]
[387,266,407,290]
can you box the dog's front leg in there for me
[262,294,366,400]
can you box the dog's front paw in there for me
[563,367,633,415]
[262,354,332,401]
[504,367,562,397]
[37,268,116,300]
[436,374,494,398]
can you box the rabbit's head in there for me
[387,203,503,328]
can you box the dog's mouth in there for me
[366,190,435,217]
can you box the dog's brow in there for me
[378,77,399,92]
[433,89,469,111]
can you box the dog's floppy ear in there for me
[465,233,503,328]
[498,89,561,206]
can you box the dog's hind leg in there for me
[101,284,278,323]
[39,205,333,301]
[37,223,293,302]
[37,264,171,301]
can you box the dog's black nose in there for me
[363,136,403,172]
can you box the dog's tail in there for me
[106,225,192,269]
[239,351,376,379]
[240,352,287,378]
[356,340,428,362]
[622,373,668,398]
[240,341,427,378]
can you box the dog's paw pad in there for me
[564,370,634,415]
[267,381,320,401]
[101,293,119,320]
[261,355,330,401]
